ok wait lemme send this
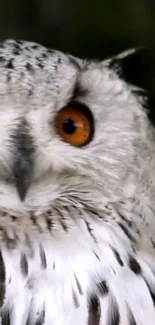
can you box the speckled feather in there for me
[0,39,154,325]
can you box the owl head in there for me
[0,40,152,215]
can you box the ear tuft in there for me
[108,47,153,91]
[108,47,155,126]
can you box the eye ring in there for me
[55,102,94,147]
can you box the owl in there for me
[0,39,154,325]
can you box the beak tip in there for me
[18,190,27,201]
[15,181,29,201]
[13,156,33,202]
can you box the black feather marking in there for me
[60,219,68,232]
[2,230,17,250]
[1,313,10,325]
[11,215,17,222]
[34,319,42,325]
[129,311,137,325]
[107,295,120,325]
[26,62,34,73]
[37,62,44,69]
[56,209,68,232]
[30,214,37,226]
[74,274,83,295]
[26,307,45,325]
[93,251,101,261]
[72,287,79,308]
[25,234,34,258]
[117,212,133,228]
[0,250,6,307]
[151,238,155,250]
[6,59,14,70]
[118,222,136,242]
[88,295,100,325]
[111,247,124,267]
[89,209,103,220]
[85,221,97,243]
[128,255,141,275]
[35,308,45,325]
[144,280,155,306]
[0,56,5,63]
[46,217,54,231]
[97,280,109,296]
[39,244,47,269]
[20,253,28,277]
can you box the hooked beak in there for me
[13,127,34,201]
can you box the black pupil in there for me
[62,119,77,135]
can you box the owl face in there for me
[0,40,149,214]
[0,40,154,325]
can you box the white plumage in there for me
[0,39,154,325]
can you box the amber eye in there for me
[55,102,94,147]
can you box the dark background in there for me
[0,0,154,58]
[0,0,155,121]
